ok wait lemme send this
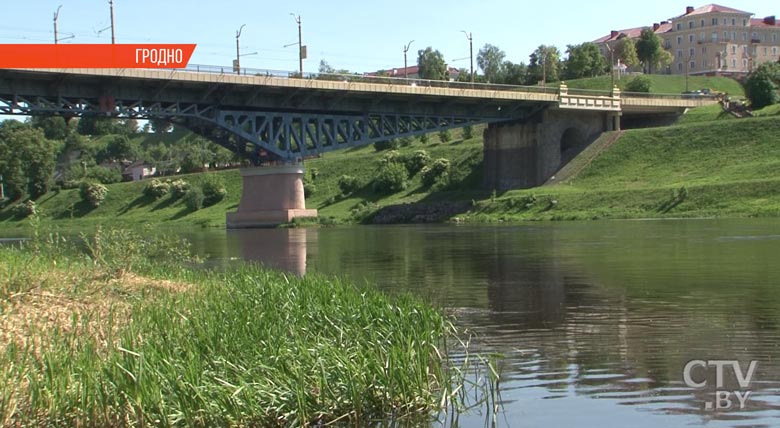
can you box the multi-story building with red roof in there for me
[595,4,780,76]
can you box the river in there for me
[179,219,780,427]
[5,219,779,427]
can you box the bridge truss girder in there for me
[0,94,502,162]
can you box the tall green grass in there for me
[0,224,497,427]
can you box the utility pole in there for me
[605,43,615,88]
[53,5,62,44]
[685,53,693,92]
[461,31,474,83]
[109,0,115,44]
[291,14,304,75]
[235,24,246,74]
[403,40,414,78]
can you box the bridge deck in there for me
[1,67,716,113]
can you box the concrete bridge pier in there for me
[483,109,613,190]
[226,165,318,228]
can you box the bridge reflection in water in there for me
[187,222,780,427]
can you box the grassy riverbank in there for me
[0,226,478,427]
[2,104,780,228]
[565,74,745,97]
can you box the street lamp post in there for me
[235,24,246,74]
[109,0,115,44]
[54,5,62,44]
[403,40,414,79]
[461,31,474,83]
[604,43,615,89]
[685,53,693,92]
[291,14,304,75]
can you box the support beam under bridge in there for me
[226,165,317,228]
[483,108,621,190]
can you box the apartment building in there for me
[595,4,780,75]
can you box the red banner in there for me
[0,44,196,69]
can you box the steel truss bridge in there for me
[0,66,715,163]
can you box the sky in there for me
[0,0,777,74]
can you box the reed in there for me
[0,225,496,427]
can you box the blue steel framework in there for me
[0,93,502,163]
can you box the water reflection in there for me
[198,221,780,427]
[229,228,313,276]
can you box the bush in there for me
[143,178,170,199]
[61,179,81,190]
[419,133,430,144]
[625,75,652,93]
[11,200,36,219]
[87,166,123,184]
[169,179,191,200]
[421,158,451,187]
[463,125,475,140]
[438,129,452,143]
[200,175,227,207]
[373,139,400,151]
[304,181,317,198]
[381,150,402,165]
[338,175,361,195]
[79,181,108,208]
[184,187,204,211]
[402,150,431,176]
[373,162,408,193]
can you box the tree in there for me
[502,61,527,85]
[526,45,561,85]
[477,44,506,83]
[116,119,138,135]
[745,62,780,109]
[318,60,335,74]
[614,38,640,70]
[28,116,69,140]
[564,43,606,79]
[98,135,138,163]
[417,47,447,80]
[150,118,173,133]
[654,50,673,74]
[636,28,665,74]
[0,121,56,199]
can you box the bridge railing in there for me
[167,64,721,101]
[622,91,721,100]
[175,63,561,95]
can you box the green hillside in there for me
[565,74,745,97]
[468,116,780,221]
[2,110,780,228]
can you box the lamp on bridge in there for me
[461,30,474,83]
[234,24,246,74]
[53,5,75,44]
[289,14,305,76]
[604,43,615,89]
[403,40,414,79]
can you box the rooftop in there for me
[679,4,752,17]
[594,22,672,43]
[750,17,780,28]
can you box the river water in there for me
[180,219,780,427]
[6,219,778,427]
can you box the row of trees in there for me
[1,116,236,203]
[377,27,673,85]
